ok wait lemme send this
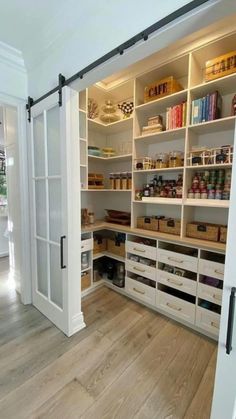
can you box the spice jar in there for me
[208,189,215,199]
[115,173,121,190]
[143,157,152,170]
[156,152,168,168]
[121,172,128,190]
[109,173,115,189]
[88,212,95,224]
[194,188,201,199]
[188,188,194,199]
[215,189,222,200]
[200,188,208,199]
[169,151,183,168]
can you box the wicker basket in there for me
[219,226,227,244]
[81,271,91,291]
[144,76,183,103]
[159,218,181,236]
[137,216,159,231]
[107,239,125,257]
[186,222,219,242]
[93,237,107,254]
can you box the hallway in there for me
[0,258,217,419]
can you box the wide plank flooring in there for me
[0,257,217,419]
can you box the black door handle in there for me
[226,287,236,355]
[60,235,66,269]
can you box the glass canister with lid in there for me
[155,152,169,168]
[169,151,184,168]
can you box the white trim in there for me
[0,41,26,74]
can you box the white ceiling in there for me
[0,1,65,51]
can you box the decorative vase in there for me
[100,100,120,123]
[118,101,134,118]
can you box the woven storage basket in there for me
[93,237,107,254]
[186,222,219,242]
[107,239,125,257]
[159,218,181,235]
[81,271,91,291]
[219,226,227,243]
[137,216,159,231]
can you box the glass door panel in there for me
[35,179,47,238]
[50,244,63,309]
[48,178,62,243]
[33,113,45,177]
[36,239,48,297]
[47,106,61,176]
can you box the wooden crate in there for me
[219,226,227,244]
[205,50,236,82]
[107,239,125,257]
[159,218,181,236]
[81,271,91,291]
[93,237,107,254]
[144,76,183,103]
[137,216,159,231]
[186,222,219,242]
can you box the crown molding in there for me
[0,41,26,74]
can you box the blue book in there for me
[205,94,210,121]
[201,97,206,122]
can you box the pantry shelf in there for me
[184,199,230,208]
[186,163,232,170]
[190,72,236,97]
[188,115,236,134]
[135,89,188,115]
[88,154,132,162]
[133,167,184,174]
[82,189,132,192]
[88,116,133,134]
[93,252,125,262]
[134,198,183,205]
[134,127,186,144]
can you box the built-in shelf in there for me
[188,116,236,134]
[88,116,133,134]
[88,154,132,162]
[82,189,132,192]
[134,127,186,144]
[134,198,183,205]
[80,137,87,142]
[93,251,125,262]
[184,199,230,208]
[133,167,184,174]
[186,163,232,170]
[135,89,188,114]
[80,164,87,167]
[81,266,92,273]
[79,108,86,114]
[190,72,236,97]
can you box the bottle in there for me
[121,172,127,190]
[88,212,94,224]
[153,175,158,187]
[143,184,150,197]
[149,182,154,197]
[81,252,89,270]
[127,172,132,189]
[157,176,163,187]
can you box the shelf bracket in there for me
[26,96,34,123]
[58,73,66,107]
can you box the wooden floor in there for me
[0,257,217,419]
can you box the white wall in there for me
[26,0,236,99]
[0,42,27,100]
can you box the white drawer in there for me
[199,259,224,280]
[198,283,222,306]
[156,290,195,324]
[125,277,156,306]
[157,249,198,273]
[196,307,220,337]
[157,269,197,296]
[126,260,156,281]
[126,241,156,260]
[81,238,93,253]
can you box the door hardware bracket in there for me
[58,73,66,107]
[26,96,34,123]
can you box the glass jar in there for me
[88,212,95,224]
[81,252,89,270]
[200,189,208,199]
[121,172,128,190]
[188,188,194,199]
[169,151,183,168]
[127,172,132,190]
[143,184,150,197]
[109,173,115,189]
[155,152,168,168]
[115,173,121,190]
[143,157,152,170]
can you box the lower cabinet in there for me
[125,277,156,306]
[156,290,196,324]
[196,306,220,337]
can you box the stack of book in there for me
[191,91,222,125]
[166,101,187,130]
[141,115,164,135]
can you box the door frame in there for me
[0,92,31,304]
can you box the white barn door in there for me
[29,87,85,336]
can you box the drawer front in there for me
[198,283,222,306]
[157,249,198,272]
[126,241,156,260]
[156,290,195,324]
[125,277,156,306]
[196,307,220,337]
[199,259,224,280]
[81,238,93,253]
[157,270,197,296]
[126,260,156,281]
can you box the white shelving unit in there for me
[79,30,236,339]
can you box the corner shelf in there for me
[88,116,133,134]
[93,252,125,262]
[82,189,132,192]
[88,154,132,162]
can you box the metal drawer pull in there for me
[211,321,219,329]
[168,257,184,264]
[133,247,146,253]
[133,266,145,273]
[166,302,182,311]
[81,245,84,249]
[213,294,221,301]
[133,287,145,295]
[226,287,236,355]
[214,269,224,276]
[167,278,183,286]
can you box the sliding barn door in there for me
[29,87,85,336]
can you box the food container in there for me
[159,218,181,235]
[121,172,128,190]
[93,236,107,254]
[219,226,227,243]
[205,51,236,82]
[143,157,153,170]
[107,238,125,257]
[137,216,159,231]
[186,222,219,242]
[156,152,169,168]
[81,271,91,291]
[169,151,183,168]
[127,172,132,189]
[144,76,183,103]
[114,173,121,190]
